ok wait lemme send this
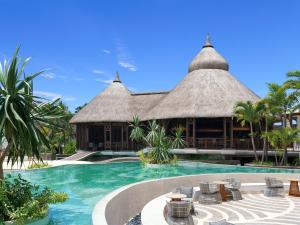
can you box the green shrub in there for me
[63,140,76,154]
[27,162,49,170]
[0,174,68,224]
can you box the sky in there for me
[0,0,299,112]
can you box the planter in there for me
[4,209,50,225]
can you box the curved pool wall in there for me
[6,161,300,225]
[93,173,300,225]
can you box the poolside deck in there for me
[193,193,300,225]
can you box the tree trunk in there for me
[0,144,10,180]
[283,148,288,166]
[262,118,268,162]
[250,123,258,161]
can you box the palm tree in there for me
[284,70,300,92]
[267,83,299,128]
[257,99,274,162]
[234,101,262,161]
[0,48,63,179]
[265,127,300,166]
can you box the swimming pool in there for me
[7,161,300,225]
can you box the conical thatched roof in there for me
[70,72,134,123]
[188,34,229,72]
[142,35,259,120]
[70,35,260,124]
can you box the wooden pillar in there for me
[126,125,129,150]
[109,123,112,150]
[121,125,124,150]
[230,118,233,148]
[193,118,196,148]
[223,117,227,149]
[186,119,189,144]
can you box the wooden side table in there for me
[289,179,300,196]
[166,193,187,201]
[214,181,229,201]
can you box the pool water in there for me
[7,161,300,225]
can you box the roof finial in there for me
[113,71,121,83]
[203,33,213,48]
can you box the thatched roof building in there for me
[71,35,258,123]
[70,35,260,151]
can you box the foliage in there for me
[130,117,184,164]
[0,174,67,224]
[234,101,262,161]
[27,162,49,170]
[264,127,300,165]
[250,160,274,166]
[129,116,144,142]
[63,139,76,155]
[41,102,75,154]
[0,47,65,179]
[74,103,87,114]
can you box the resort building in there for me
[70,35,260,151]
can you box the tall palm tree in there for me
[267,83,299,128]
[234,101,262,161]
[0,47,63,179]
[284,70,300,91]
[257,99,274,162]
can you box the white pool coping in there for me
[92,173,300,225]
[140,183,291,225]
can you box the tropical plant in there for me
[284,70,300,93]
[234,101,262,161]
[0,47,64,179]
[264,127,300,166]
[42,102,75,154]
[130,117,185,164]
[266,83,299,128]
[27,162,49,170]
[63,139,76,155]
[0,174,67,224]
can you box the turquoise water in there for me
[7,161,300,225]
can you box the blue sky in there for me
[0,0,299,111]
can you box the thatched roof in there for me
[70,72,134,123]
[143,35,259,120]
[70,35,259,123]
[188,34,229,72]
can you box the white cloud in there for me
[92,69,104,75]
[64,96,76,101]
[95,78,113,84]
[115,39,137,72]
[128,86,137,92]
[103,49,111,54]
[41,72,55,79]
[34,91,76,101]
[118,61,137,71]
[34,91,61,99]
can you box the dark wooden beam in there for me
[223,117,227,149]
[193,118,196,148]
[230,118,233,148]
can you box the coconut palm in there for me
[267,83,299,128]
[0,48,63,179]
[265,127,300,166]
[234,101,262,161]
[284,70,300,92]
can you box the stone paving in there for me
[194,193,300,225]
